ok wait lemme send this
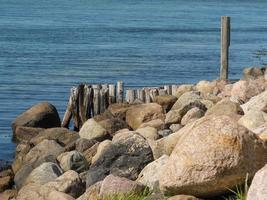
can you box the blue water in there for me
[0,0,267,161]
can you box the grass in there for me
[103,193,148,200]
[223,174,249,200]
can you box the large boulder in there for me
[79,119,108,141]
[231,78,266,103]
[137,155,169,190]
[57,151,89,173]
[30,128,79,147]
[241,90,267,114]
[247,164,267,200]
[14,139,64,189]
[205,98,243,116]
[126,103,165,130]
[86,131,153,187]
[181,107,204,126]
[24,162,63,186]
[159,115,267,198]
[155,95,178,112]
[12,102,61,135]
[13,126,44,142]
[173,85,194,99]
[99,175,145,199]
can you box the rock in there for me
[12,143,31,174]
[93,110,114,122]
[0,189,17,200]
[14,140,64,189]
[238,110,267,131]
[196,80,216,96]
[159,115,267,198]
[75,138,97,153]
[165,110,182,125]
[241,90,267,114]
[136,126,159,140]
[76,181,102,200]
[231,78,265,103]
[82,142,99,164]
[181,107,204,126]
[43,170,85,198]
[108,103,131,120]
[158,129,172,137]
[79,119,108,141]
[167,195,199,200]
[30,128,79,147]
[98,117,128,136]
[91,140,112,164]
[155,95,178,112]
[47,191,75,200]
[145,193,166,200]
[243,66,265,80]
[99,175,145,199]
[0,169,13,192]
[17,170,84,200]
[12,102,61,135]
[137,155,169,190]
[200,99,214,110]
[247,164,267,200]
[57,151,88,173]
[126,103,165,130]
[138,119,165,130]
[169,124,182,132]
[24,162,63,186]
[0,160,12,172]
[205,98,243,116]
[86,131,153,187]
[173,85,194,99]
[14,126,44,142]
[171,91,201,111]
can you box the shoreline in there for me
[1,66,267,199]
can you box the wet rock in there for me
[12,102,61,135]
[79,119,108,141]
[126,103,165,130]
[57,151,89,173]
[159,115,267,198]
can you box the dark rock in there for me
[76,138,98,153]
[12,102,61,134]
[86,132,153,187]
[0,169,14,192]
[30,127,79,147]
[13,126,44,142]
[98,117,128,136]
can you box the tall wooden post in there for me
[116,81,123,103]
[220,16,230,80]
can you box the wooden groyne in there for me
[61,81,180,130]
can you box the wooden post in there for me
[220,16,230,80]
[171,85,178,95]
[78,84,86,128]
[108,84,116,104]
[164,85,171,95]
[116,81,123,103]
[136,89,145,102]
[70,87,79,131]
[145,88,151,103]
[84,84,94,119]
[159,89,167,96]
[93,85,101,116]
[61,89,74,128]
[126,89,135,104]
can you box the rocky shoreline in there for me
[1,67,267,200]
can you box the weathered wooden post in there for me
[220,16,230,80]
[108,84,116,104]
[116,81,123,103]
[125,89,135,104]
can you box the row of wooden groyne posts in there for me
[61,81,178,131]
